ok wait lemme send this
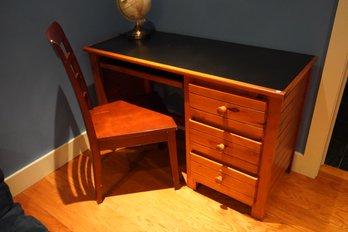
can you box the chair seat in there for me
[91,100,177,140]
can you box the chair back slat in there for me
[46,22,93,110]
[46,22,97,144]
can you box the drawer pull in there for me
[217,106,240,115]
[217,106,227,115]
[215,175,223,184]
[216,143,225,152]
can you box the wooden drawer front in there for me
[189,120,261,174]
[190,152,257,206]
[189,92,266,126]
[190,108,264,140]
[189,84,266,140]
[189,84,267,112]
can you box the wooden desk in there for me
[84,31,316,220]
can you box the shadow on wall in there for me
[54,87,94,204]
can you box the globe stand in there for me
[127,22,150,40]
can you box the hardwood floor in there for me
[14,135,348,232]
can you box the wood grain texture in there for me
[188,84,267,112]
[190,152,257,205]
[189,127,260,175]
[272,72,309,188]
[13,138,348,232]
[190,108,264,141]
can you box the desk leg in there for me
[88,53,108,105]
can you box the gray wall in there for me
[0,0,127,177]
[147,0,338,153]
[0,0,338,177]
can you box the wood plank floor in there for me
[14,135,348,232]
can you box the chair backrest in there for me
[46,22,93,109]
[46,22,97,144]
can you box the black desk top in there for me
[90,31,315,91]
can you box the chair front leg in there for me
[167,130,180,189]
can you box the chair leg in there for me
[91,150,103,204]
[167,130,180,189]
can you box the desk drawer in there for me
[190,108,264,140]
[189,84,267,122]
[190,152,257,206]
[189,84,267,140]
[189,120,261,174]
[189,92,266,125]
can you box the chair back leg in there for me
[90,148,103,204]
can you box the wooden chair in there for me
[46,21,180,203]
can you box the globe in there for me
[116,0,152,39]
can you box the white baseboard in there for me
[3,135,318,197]
[5,132,89,197]
[291,151,319,179]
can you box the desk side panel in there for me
[271,71,310,187]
